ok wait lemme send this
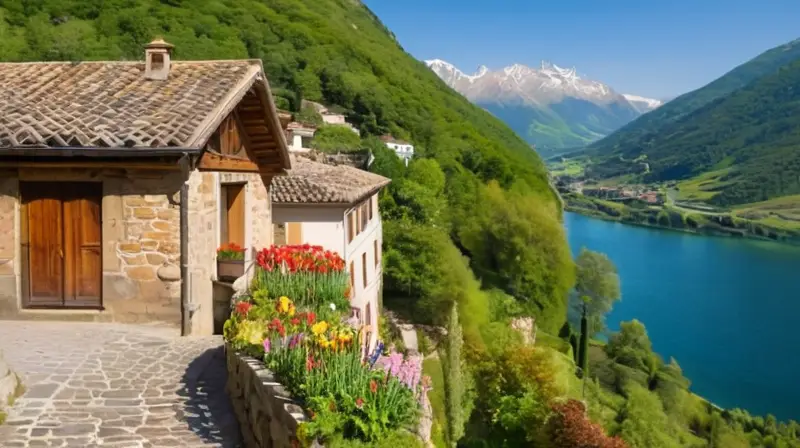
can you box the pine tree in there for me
[443,304,465,447]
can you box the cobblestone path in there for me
[0,321,242,447]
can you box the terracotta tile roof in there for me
[271,156,390,204]
[0,60,268,149]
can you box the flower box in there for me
[218,259,245,282]
[218,242,247,282]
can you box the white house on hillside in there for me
[270,155,390,351]
[286,122,316,152]
[381,135,414,166]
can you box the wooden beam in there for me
[197,151,260,173]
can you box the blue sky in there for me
[362,0,800,99]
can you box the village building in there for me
[380,135,414,166]
[270,155,390,350]
[286,121,316,153]
[0,39,291,335]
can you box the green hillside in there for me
[588,57,800,206]
[0,0,574,327]
[587,38,800,161]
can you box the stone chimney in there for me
[144,38,174,81]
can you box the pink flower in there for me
[355,397,364,409]
[263,338,271,353]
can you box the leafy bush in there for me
[312,125,363,153]
[547,399,628,448]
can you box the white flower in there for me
[329,303,337,311]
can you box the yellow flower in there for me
[277,296,293,314]
[311,321,329,336]
[288,304,296,317]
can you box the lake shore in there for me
[563,193,800,246]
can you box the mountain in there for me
[426,59,661,150]
[622,94,663,114]
[588,38,800,162]
[588,56,800,206]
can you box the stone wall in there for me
[225,347,309,448]
[189,172,273,336]
[0,168,183,325]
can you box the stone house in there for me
[270,155,390,350]
[0,40,291,335]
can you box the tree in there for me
[442,304,466,447]
[310,125,362,153]
[572,248,621,337]
[573,249,620,388]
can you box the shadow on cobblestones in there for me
[179,346,243,448]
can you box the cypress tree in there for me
[578,315,589,378]
[443,304,465,447]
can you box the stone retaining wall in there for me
[225,346,310,448]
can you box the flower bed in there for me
[224,245,428,446]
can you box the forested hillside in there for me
[587,38,800,159]
[0,0,573,328]
[588,58,800,206]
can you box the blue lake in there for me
[564,212,800,421]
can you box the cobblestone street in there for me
[0,321,242,447]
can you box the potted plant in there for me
[217,243,246,282]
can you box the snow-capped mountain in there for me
[425,59,663,150]
[622,94,663,114]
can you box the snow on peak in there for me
[426,59,489,84]
[622,94,663,109]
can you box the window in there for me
[221,184,245,247]
[350,262,355,290]
[273,223,287,245]
[348,212,355,243]
[374,240,380,267]
[362,252,367,288]
[360,202,368,230]
[368,197,373,220]
[287,222,303,245]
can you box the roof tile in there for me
[0,60,261,149]
[271,156,390,204]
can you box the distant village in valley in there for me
[552,171,666,206]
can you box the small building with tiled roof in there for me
[270,155,390,350]
[0,39,291,335]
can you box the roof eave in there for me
[0,147,202,158]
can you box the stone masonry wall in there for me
[0,173,18,317]
[225,347,309,448]
[0,168,184,325]
[105,173,184,324]
[190,171,273,336]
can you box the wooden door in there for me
[62,184,102,306]
[24,183,64,306]
[22,182,102,308]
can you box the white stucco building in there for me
[286,122,316,152]
[381,136,414,166]
[270,156,390,351]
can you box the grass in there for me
[548,159,586,177]
[733,194,800,230]
[423,357,448,448]
[536,331,573,358]
[675,169,731,202]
